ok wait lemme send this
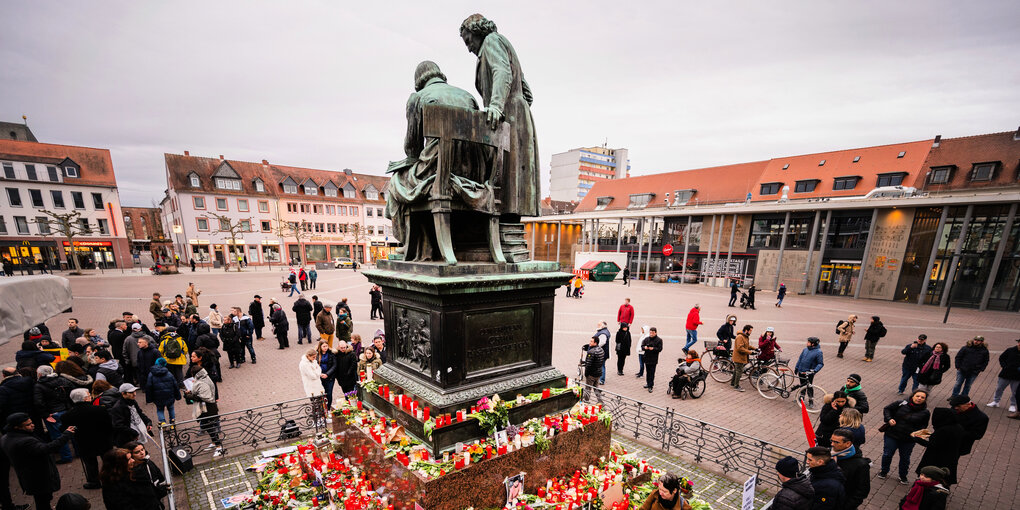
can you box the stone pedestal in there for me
[363,260,574,425]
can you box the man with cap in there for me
[899,334,933,395]
[771,456,813,510]
[248,295,266,342]
[949,395,988,456]
[109,383,153,446]
[335,308,353,349]
[899,466,950,510]
[951,335,989,400]
[839,374,869,414]
[1,412,76,510]
[316,302,336,347]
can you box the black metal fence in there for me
[583,384,803,491]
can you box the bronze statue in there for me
[460,14,540,218]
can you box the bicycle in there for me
[756,368,826,413]
[704,341,735,383]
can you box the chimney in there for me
[183,150,190,156]
[932,135,941,148]
[262,159,269,166]
[219,155,225,160]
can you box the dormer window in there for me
[627,193,654,210]
[970,162,997,182]
[254,179,265,193]
[760,182,783,195]
[343,184,357,199]
[64,166,78,178]
[594,197,613,211]
[283,183,298,194]
[671,189,695,206]
[215,178,241,190]
[189,174,200,187]
[324,185,338,197]
[794,179,820,193]
[365,189,379,200]
[929,166,954,185]
[876,172,907,187]
[304,185,318,195]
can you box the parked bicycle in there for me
[756,367,826,413]
[706,342,787,384]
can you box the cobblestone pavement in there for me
[2,267,1018,509]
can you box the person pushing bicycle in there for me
[791,337,824,404]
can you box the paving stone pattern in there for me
[2,266,1018,509]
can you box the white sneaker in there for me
[1010,405,1017,413]
[212,448,224,458]
[986,401,1000,408]
[204,442,217,450]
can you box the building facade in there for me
[161,152,394,267]
[549,146,630,202]
[121,206,172,266]
[527,129,1020,311]
[0,136,130,271]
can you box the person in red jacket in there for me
[617,298,635,327]
[684,304,703,354]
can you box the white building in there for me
[549,146,629,202]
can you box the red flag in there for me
[800,398,816,447]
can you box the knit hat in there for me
[776,456,799,478]
[5,412,30,429]
[847,374,861,385]
[155,358,167,367]
[131,323,143,331]
[919,466,949,484]
[948,395,971,407]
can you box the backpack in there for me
[836,320,846,335]
[877,325,887,338]
[162,333,184,359]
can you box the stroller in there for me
[739,291,752,310]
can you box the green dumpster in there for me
[583,260,622,282]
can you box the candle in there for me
[541,388,551,399]
[463,452,470,467]
[498,444,507,455]
[423,407,430,421]
[356,400,363,411]
[457,410,465,422]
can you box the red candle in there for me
[457,410,465,422]
[423,407,431,421]
[541,388,551,399]
[498,444,507,455]
[356,401,363,411]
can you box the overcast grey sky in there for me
[2,1,1018,206]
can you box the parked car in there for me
[334,257,356,269]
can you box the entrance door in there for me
[213,247,225,266]
[818,264,860,296]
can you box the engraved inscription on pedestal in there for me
[395,306,431,376]
[465,308,535,375]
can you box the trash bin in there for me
[584,261,622,282]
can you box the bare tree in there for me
[274,219,311,265]
[31,209,92,274]
[202,212,252,272]
[350,222,364,263]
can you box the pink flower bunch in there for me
[476,397,491,411]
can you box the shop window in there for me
[237,199,249,212]
[833,177,859,191]
[193,197,205,209]
[29,189,44,208]
[25,165,37,180]
[2,163,13,179]
[970,162,996,182]
[304,244,327,261]
[50,191,64,208]
[760,183,782,195]
[216,198,228,210]
[794,180,819,193]
[14,216,29,234]
[929,166,952,184]
[258,201,269,213]
[876,173,906,187]
[6,188,22,207]
[92,193,104,209]
[71,192,85,209]
[750,218,785,248]
[97,219,109,235]
[35,217,50,235]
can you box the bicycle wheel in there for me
[798,383,826,413]
[709,359,734,383]
[756,372,781,399]
[746,364,778,383]
[689,379,706,399]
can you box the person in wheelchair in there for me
[669,350,703,399]
[714,315,737,359]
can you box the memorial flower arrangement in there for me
[469,395,511,434]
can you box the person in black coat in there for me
[772,456,814,510]
[951,336,989,399]
[814,391,851,448]
[949,395,988,456]
[917,342,951,391]
[248,295,266,341]
[912,407,964,486]
[806,446,845,510]
[861,316,886,362]
[312,296,324,321]
[1,413,75,510]
[728,280,740,307]
[14,341,56,371]
[109,385,153,446]
[134,337,161,393]
[715,316,736,354]
[831,428,870,510]
[839,373,869,414]
[899,334,933,394]
[615,323,632,376]
[269,303,290,349]
[108,321,129,365]
[988,338,1020,415]
[60,389,113,489]
[335,342,359,395]
[292,296,314,345]
[0,369,35,426]
[640,328,664,393]
[880,390,931,482]
[369,286,384,320]
[220,318,244,369]
[316,342,337,403]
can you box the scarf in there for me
[901,479,938,510]
[920,352,941,374]
[833,445,856,460]
[842,384,861,393]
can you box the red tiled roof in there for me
[752,139,933,201]
[574,161,769,212]
[0,139,117,188]
[912,131,1020,191]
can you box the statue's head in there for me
[414,61,446,92]
[460,14,497,55]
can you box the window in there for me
[367,226,375,235]
[343,186,356,199]
[897,151,906,158]
[92,193,104,209]
[627,193,654,209]
[29,189,44,208]
[193,196,205,209]
[794,180,819,193]
[929,166,952,185]
[97,219,109,235]
[818,159,826,166]
[340,206,347,215]
[261,220,271,232]
[240,220,251,232]
[0,217,6,234]
[971,163,996,182]
[189,174,200,187]
[71,191,85,209]
[78,219,89,232]
[258,201,269,213]
[237,199,249,212]
[254,180,265,192]
[594,197,613,211]
[365,190,379,200]
[283,183,298,194]
[876,173,906,187]
[325,205,335,215]
[350,207,358,216]
[759,182,782,195]
[286,203,297,213]
[782,163,790,170]
[832,177,859,190]
[197,218,209,231]
[376,208,383,216]
[327,223,337,233]
[47,166,59,182]
[35,217,50,234]
[14,216,29,234]
[325,187,337,197]
[50,191,64,208]
[25,165,37,180]
[6,188,21,207]
[852,156,861,163]
[2,163,14,179]
[670,190,695,206]
[64,166,78,178]
[366,208,373,217]
[304,185,318,196]
[300,204,311,213]
[314,223,325,233]
[313,204,323,214]
[216,198,227,210]
[215,178,241,190]
[218,218,229,231]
